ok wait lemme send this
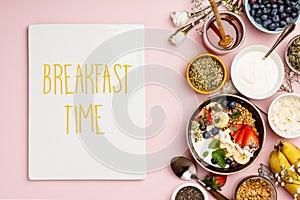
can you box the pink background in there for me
[1,0,300,199]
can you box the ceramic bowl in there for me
[186,54,227,94]
[244,0,300,34]
[285,34,300,74]
[203,11,245,54]
[171,182,209,200]
[187,94,266,175]
[231,45,284,99]
[268,93,300,138]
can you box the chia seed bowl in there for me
[186,54,227,94]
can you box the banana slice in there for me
[233,151,250,165]
[213,112,229,128]
[225,145,237,157]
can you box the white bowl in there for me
[231,45,284,99]
[285,34,300,74]
[268,93,300,138]
[171,183,209,200]
[244,0,300,34]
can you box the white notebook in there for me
[28,24,146,180]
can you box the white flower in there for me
[169,31,186,46]
[171,11,190,27]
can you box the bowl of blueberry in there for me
[186,94,266,175]
[245,0,300,33]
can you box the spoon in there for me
[263,22,296,59]
[208,0,233,49]
[170,156,230,200]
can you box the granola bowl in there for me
[186,54,227,94]
[187,94,266,175]
[234,175,277,200]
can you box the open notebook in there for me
[28,24,146,180]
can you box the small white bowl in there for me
[171,183,209,200]
[231,45,284,99]
[285,34,300,74]
[268,93,300,138]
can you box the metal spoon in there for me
[263,22,296,59]
[170,156,230,200]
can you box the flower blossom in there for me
[169,31,186,46]
[171,11,190,27]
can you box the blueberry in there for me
[256,9,263,17]
[279,20,287,28]
[278,5,285,13]
[280,12,287,19]
[211,158,218,165]
[257,0,262,4]
[277,0,284,4]
[259,4,265,9]
[255,17,262,24]
[286,17,293,24]
[291,12,298,19]
[268,23,277,31]
[272,4,278,8]
[228,101,236,109]
[286,0,292,6]
[202,131,211,139]
[221,100,228,108]
[292,4,300,12]
[262,0,269,4]
[225,158,232,165]
[262,7,269,13]
[250,9,256,16]
[272,15,280,22]
[270,8,278,16]
[211,127,219,136]
[266,3,271,8]
[252,3,260,9]
[261,14,268,20]
[262,19,272,28]
[286,7,292,13]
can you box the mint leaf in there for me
[231,125,238,132]
[208,140,220,149]
[202,151,209,158]
[212,149,226,168]
[232,111,241,119]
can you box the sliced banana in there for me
[233,151,250,165]
[213,112,229,128]
[225,145,237,157]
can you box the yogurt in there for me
[231,45,284,99]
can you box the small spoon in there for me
[170,156,230,200]
[263,22,296,59]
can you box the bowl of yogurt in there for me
[231,45,284,99]
[268,93,300,138]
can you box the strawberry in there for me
[193,108,212,125]
[202,172,227,191]
[230,124,245,140]
[241,125,259,148]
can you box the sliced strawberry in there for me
[231,126,244,141]
[193,108,212,125]
[230,124,245,140]
[241,125,259,148]
[235,127,246,146]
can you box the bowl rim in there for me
[171,182,209,200]
[186,94,266,175]
[231,45,284,99]
[244,0,300,34]
[186,53,227,94]
[285,34,300,74]
[202,11,246,54]
[268,93,300,138]
[233,175,277,200]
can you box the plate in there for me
[187,94,266,175]
[231,45,284,99]
[244,0,300,34]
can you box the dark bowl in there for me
[186,94,266,175]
